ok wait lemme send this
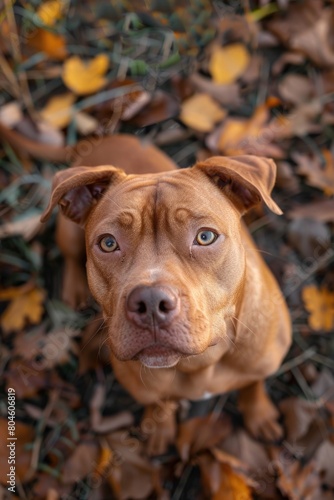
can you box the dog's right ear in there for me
[40,165,126,226]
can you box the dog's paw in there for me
[141,402,178,456]
[243,400,283,442]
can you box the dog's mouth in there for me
[136,344,182,369]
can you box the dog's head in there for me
[42,156,281,368]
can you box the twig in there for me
[273,347,317,377]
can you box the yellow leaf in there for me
[29,29,67,60]
[209,44,250,85]
[180,93,226,132]
[37,0,64,26]
[95,445,113,476]
[218,104,269,155]
[302,285,334,332]
[40,92,76,128]
[1,288,45,333]
[62,55,109,95]
[213,464,253,500]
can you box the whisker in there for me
[231,315,256,337]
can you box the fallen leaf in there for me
[62,55,109,95]
[213,463,253,500]
[278,74,315,106]
[29,29,67,60]
[216,103,282,157]
[180,93,226,132]
[302,285,334,332]
[287,218,331,259]
[288,199,334,222]
[4,359,49,398]
[311,369,334,401]
[314,440,334,488]
[125,90,179,127]
[280,397,318,443]
[13,327,79,370]
[271,99,323,140]
[294,151,334,195]
[0,213,43,240]
[276,457,322,499]
[219,429,273,496]
[189,73,242,107]
[177,414,232,462]
[107,431,160,500]
[267,2,334,67]
[209,44,250,84]
[0,287,45,334]
[0,419,34,484]
[40,93,75,129]
[37,0,64,26]
[0,101,22,128]
[61,440,99,485]
[16,116,65,147]
[74,111,99,135]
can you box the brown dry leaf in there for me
[219,429,273,496]
[213,463,253,500]
[313,440,334,488]
[40,93,76,129]
[267,1,334,67]
[36,0,64,26]
[302,285,334,332]
[61,440,99,485]
[177,414,232,462]
[271,99,323,140]
[216,103,282,157]
[189,73,242,108]
[180,93,226,132]
[272,448,322,500]
[1,287,45,334]
[13,327,79,369]
[29,29,67,60]
[209,44,250,84]
[62,55,109,95]
[278,74,315,106]
[294,151,334,195]
[0,419,34,484]
[280,397,318,443]
[0,213,43,240]
[4,359,48,398]
[126,90,179,127]
[107,431,160,500]
[288,199,334,222]
[16,116,65,147]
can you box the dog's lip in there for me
[136,344,182,369]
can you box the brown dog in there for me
[41,134,291,454]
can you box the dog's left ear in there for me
[194,155,282,215]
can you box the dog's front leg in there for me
[141,400,178,456]
[238,380,283,442]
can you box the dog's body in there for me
[42,134,291,453]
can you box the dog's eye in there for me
[194,230,218,246]
[98,234,119,252]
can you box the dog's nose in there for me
[126,286,180,328]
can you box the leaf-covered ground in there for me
[1,1,334,498]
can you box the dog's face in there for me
[85,169,246,368]
[41,156,281,369]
